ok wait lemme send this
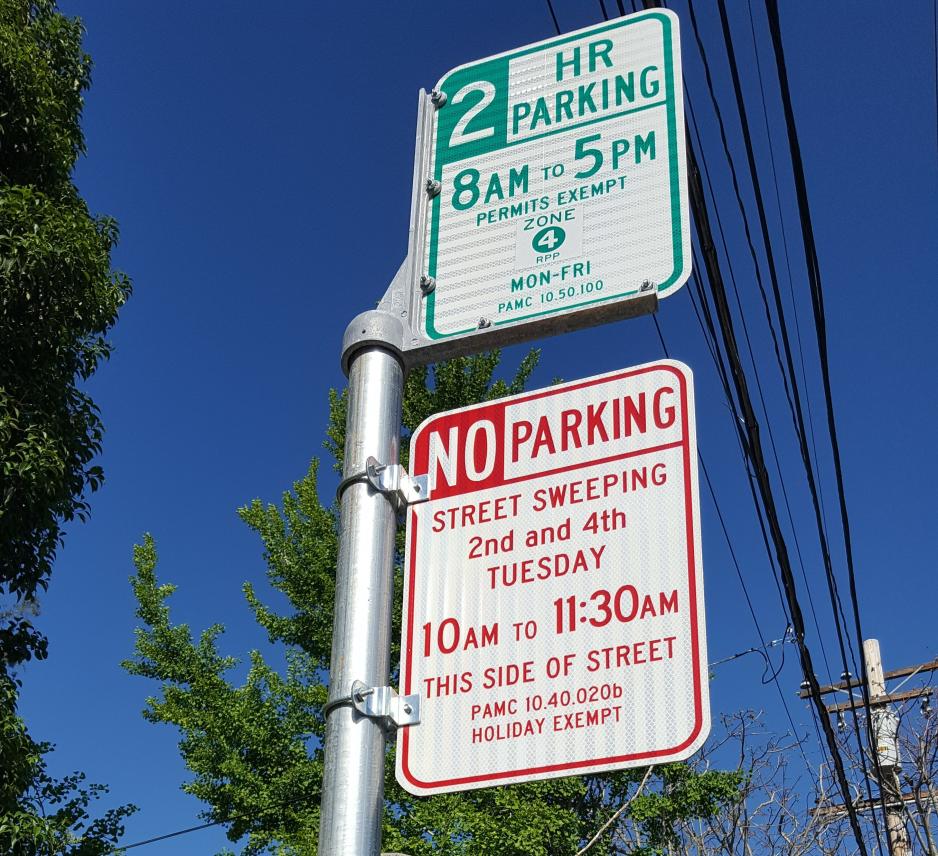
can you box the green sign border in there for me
[424,11,684,340]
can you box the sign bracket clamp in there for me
[323,680,421,731]
[336,455,430,510]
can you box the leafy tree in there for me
[125,352,743,854]
[0,1,136,851]
[0,674,135,855]
[0,0,131,669]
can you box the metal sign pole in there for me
[318,323,404,856]
[316,88,434,856]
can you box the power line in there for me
[544,0,561,33]
[549,0,819,789]
[635,1,868,846]
[683,7,848,686]
[744,0,829,538]
[683,11,883,839]
[117,818,226,851]
[681,9,884,850]
[704,7,882,829]
[685,126,869,854]
[711,0,863,703]
[684,1,800,446]
[934,0,938,158]
[110,793,312,852]
[651,314,813,776]
[763,2,888,850]
[708,628,792,671]
[685,1,857,700]
[686,95,831,676]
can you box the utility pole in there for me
[803,641,938,855]
[865,639,912,856]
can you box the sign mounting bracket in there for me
[335,456,431,509]
[366,456,430,509]
[324,681,421,732]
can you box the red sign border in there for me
[398,361,705,793]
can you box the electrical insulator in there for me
[837,712,847,733]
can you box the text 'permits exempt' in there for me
[397,361,709,795]
[419,8,690,343]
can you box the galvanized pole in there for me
[318,318,405,856]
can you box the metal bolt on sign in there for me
[419,275,435,295]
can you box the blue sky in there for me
[19,1,938,852]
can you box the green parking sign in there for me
[417,9,690,343]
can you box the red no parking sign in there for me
[397,360,709,795]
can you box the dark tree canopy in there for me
[0,0,131,668]
[0,1,136,851]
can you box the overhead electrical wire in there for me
[685,127,871,856]
[710,0,864,703]
[545,0,561,34]
[668,58,836,795]
[713,3,884,842]
[763,0,892,848]
[629,1,797,641]
[109,794,312,852]
[686,0,875,810]
[682,2,800,445]
[685,190,835,807]
[629,3,871,850]
[686,0,855,690]
[684,162,795,641]
[681,8,886,848]
[627,0,818,774]
[684,254,833,777]
[685,96,833,684]
[744,0,829,537]
[653,314,784,676]
[683,4,850,696]
[568,0,882,846]
[708,628,792,671]
[685,280,720,368]
[716,4,890,847]
[554,0,817,785]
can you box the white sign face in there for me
[396,361,708,795]
[418,9,689,345]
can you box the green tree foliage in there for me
[0,0,131,668]
[125,352,743,854]
[0,674,135,854]
[0,1,136,850]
